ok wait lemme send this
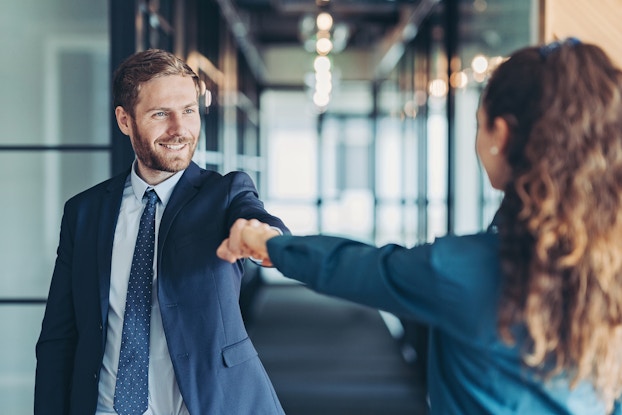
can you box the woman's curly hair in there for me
[482,40,622,412]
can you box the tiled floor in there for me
[248,283,429,415]
[3,284,430,415]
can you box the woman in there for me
[218,39,622,414]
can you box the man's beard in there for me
[131,120,197,173]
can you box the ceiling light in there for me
[316,38,333,55]
[316,12,333,31]
[449,71,468,89]
[313,91,330,107]
[429,79,448,98]
[313,55,331,72]
[471,54,488,74]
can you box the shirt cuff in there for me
[249,226,283,265]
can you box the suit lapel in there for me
[158,162,202,257]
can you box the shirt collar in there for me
[487,208,503,234]
[130,160,185,208]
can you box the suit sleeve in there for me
[224,171,290,235]
[34,202,78,414]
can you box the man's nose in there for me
[167,113,186,136]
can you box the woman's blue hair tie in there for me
[539,37,581,60]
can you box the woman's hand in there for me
[217,218,280,266]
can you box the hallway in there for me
[248,284,429,415]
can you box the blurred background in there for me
[1,0,620,413]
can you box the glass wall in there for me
[0,0,110,412]
[452,0,535,233]
[262,90,319,236]
[259,0,537,387]
[0,0,538,412]
[262,0,537,254]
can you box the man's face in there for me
[115,74,201,184]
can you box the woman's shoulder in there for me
[430,232,500,275]
[426,232,502,340]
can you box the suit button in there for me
[99,324,103,330]
[94,373,98,379]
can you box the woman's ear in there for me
[493,116,510,153]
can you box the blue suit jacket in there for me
[35,162,288,415]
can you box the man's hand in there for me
[217,218,280,266]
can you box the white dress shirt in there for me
[96,163,190,415]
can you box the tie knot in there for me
[144,189,159,207]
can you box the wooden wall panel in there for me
[542,0,622,67]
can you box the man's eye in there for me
[154,111,167,117]
[184,108,196,114]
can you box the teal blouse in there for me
[266,232,620,414]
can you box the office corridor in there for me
[248,283,429,415]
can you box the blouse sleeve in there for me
[266,233,501,343]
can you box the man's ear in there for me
[115,106,131,136]
[493,116,510,153]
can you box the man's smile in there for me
[159,142,189,151]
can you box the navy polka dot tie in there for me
[114,189,159,415]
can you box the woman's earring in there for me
[490,146,499,155]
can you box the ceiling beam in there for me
[373,0,440,80]
[214,0,268,83]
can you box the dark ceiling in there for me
[224,0,532,85]
[232,0,424,50]
[230,0,531,54]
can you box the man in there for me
[35,49,288,415]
